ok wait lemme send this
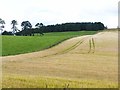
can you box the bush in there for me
[2,31,13,35]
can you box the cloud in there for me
[0,0,119,31]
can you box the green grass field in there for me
[2,31,97,56]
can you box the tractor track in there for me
[40,36,93,58]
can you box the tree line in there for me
[16,22,105,36]
[0,18,106,36]
[40,22,105,33]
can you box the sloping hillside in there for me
[2,30,118,88]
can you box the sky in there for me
[0,0,119,31]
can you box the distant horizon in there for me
[1,21,115,32]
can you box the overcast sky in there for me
[0,0,119,31]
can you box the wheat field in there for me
[2,30,118,88]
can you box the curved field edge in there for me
[2,31,98,56]
[2,74,118,88]
[2,30,118,88]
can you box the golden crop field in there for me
[2,30,118,88]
